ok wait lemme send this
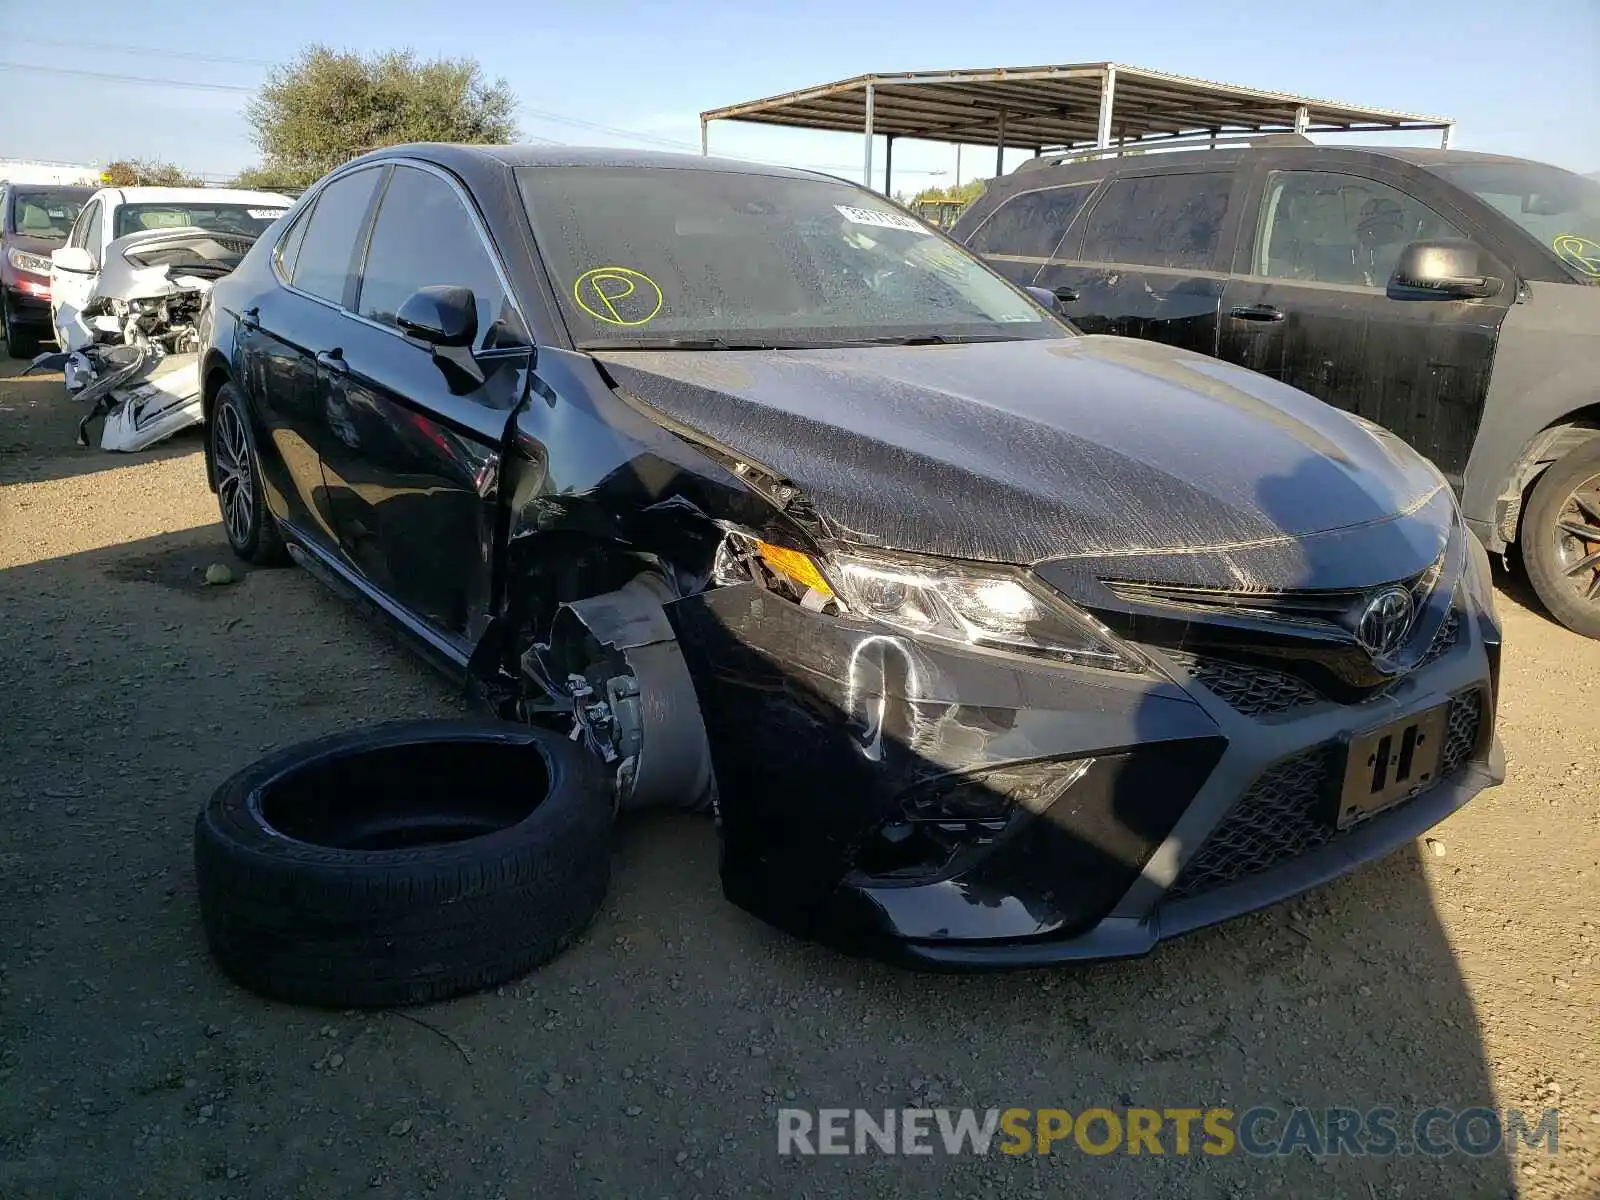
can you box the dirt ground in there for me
[1,356,1595,1200]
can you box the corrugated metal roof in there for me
[701,63,1453,149]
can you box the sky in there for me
[0,0,1595,188]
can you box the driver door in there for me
[318,163,532,651]
[50,197,103,351]
[1218,162,1513,487]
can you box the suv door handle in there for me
[239,306,259,331]
[1228,303,1285,323]
[315,349,348,376]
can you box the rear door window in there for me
[1078,172,1232,270]
[1253,170,1465,288]
[356,165,513,346]
[968,183,1097,259]
[289,167,384,304]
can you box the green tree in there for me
[101,158,203,187]
[229,164,302,194]
[910,178,988,208]
[241,45,519,190]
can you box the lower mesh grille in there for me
[1166,653,1321,717]
[1168,689,1484,901]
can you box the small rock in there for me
[198,1104,214,1119]
[625,1105,643,1117]
[329,1053,345,1068]
[203,563,235,587]
[543,1073,564,1095]
[388,1118,412,1137]
[1425,838,1446,858]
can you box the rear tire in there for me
[2,296,39,359]
[1522,439,1600,640]
[211,381,287,565]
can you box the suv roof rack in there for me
[1015,131,1313,173]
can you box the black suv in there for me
[955,142,1600,637]
[0,181,92,358]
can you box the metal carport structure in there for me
[700,63,1455,192]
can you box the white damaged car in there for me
[44,187,290,451]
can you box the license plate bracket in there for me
[1334,703,1450,829]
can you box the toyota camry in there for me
[196,144,1503,967]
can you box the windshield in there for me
[1429,161,1600,282]
[112,202,288,241]
[516,166,1061,348]
[10,190,87,241]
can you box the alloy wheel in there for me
[1553,469,1600,609]
[214,401,255,547]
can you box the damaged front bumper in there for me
[57,344,202,452]
[663,561,1502,969]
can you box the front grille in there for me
[1440,687,1482,776]
[1170,604,1463,718]
[1420,606,1461,667]
[1167,689,1484,901]
[1166,652,1322,717]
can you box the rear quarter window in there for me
[967,182,1098,259]
[1077,172,1232,270]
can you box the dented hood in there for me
[595,335,1448,583]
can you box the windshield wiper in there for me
[583,336,786,351]
[863,334,950,345]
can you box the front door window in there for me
[1253,171,1463,289]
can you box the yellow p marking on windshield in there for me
[573,267,664,325]
[1552,234,1600,277]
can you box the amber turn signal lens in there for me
[754,541,834,597]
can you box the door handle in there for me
[1228,303,1285,323]
[238,306,259,331]
[315,349,348,376]
[1052,285,1080,304]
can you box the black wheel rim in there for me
[214,401,255,546]
[1552,468,1600,608]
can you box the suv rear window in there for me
[1077,172,1231,270]
[968,183,1097,259]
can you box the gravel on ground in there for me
[1,358,1595,1199]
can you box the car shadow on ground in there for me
[0,524,1523,1198]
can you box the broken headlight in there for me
[828,551,1139,671]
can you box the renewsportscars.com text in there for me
[777,1106,1560,1158]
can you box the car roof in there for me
[1013,144,1560,183]
[351,142,832,183]
[103,186,294,205]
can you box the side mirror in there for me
[396,285,477,347]
[51,246,96,274]
[1025,285,1067,316]
[1387,239,1504,301]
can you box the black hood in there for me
[595,336,1452,591]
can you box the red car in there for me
[0,181,92,358]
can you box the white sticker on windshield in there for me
[247,208,288,219]
[47,209,67,219]
[834,204,932,235]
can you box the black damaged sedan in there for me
[197,144,1503,968]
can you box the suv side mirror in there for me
[1025,285,1066,315]
[1387,239,1504,301]
[51,246,96,274]
[396,285,477,347]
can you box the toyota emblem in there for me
[1357,587,1415,658]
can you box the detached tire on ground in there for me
[195,720,614,1008]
